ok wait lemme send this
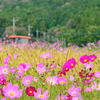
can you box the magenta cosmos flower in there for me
[62,64,69,72]
[89,54,97,62]
[0,75,6,85]
[95,71,100,78]
[41,52,52,59]
[65,58,77,69]
[25,86,37,97]
[80,55,90,63]
[58,77,67,85]
[3,83,22,99]
[34,87,50,100]
[22,75,33,86]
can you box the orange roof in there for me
[9,35,31,39]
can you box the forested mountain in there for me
[0,0,100,45]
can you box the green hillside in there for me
[0,0,100,45]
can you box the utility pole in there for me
[12,17,19,35]
[28,24,33,36]
[47,35,50,42]
[43,32,46,42]
[36,29,39,41]
[52,36,54,43]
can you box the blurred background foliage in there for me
[0,0,100,46]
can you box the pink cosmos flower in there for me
[92,81,100,90]
[95,71,100,78]
[41,52,52,59]
[1,97,6,100]
[11,67,16,74]
[34,87,50,100]
[47,76,58,86]
[22,75,33,86]
[80,55,89,64]
[3,83,22,99]
[33,77,38,82]
[55,93,67,100]
[89,54,97,62]
[84,63,93,70]
[58,77,67,85]
[17,65,24,75]
[37,63,44,67]
[49,63,55,69]
[69,75,74,81]
[3,37,6,40]
[25,63,31,70]
[0,65,9,75]
[85,87,92,93]
[46,68,50,72]
[6,40,9,43]
[36,66,46,74]
[65,58,77,69]
[14,53,18,59]
[6,34,8,37]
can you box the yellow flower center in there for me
[40,95,43,97]
[46,56,48,58]
[30,91,32,93]
[92,58,94,60]
[85,81,87,83]
[17,69,19,71]
[1,79,3,81]
[84,59,87,62]
[71,64,74,67]
[27,67,29,69]
[98,74,100,76]
[38,71,40,73]
[27,80,30,83]
[51,82,53,84]
[60,81,65,84]
[66,68,68,70]
[49,66,51,68]
[70,97,72,98]
[10,92,14,96]
[43,69,44,71]
[73,93,75,95]
[97,85,99,88]
[4,70,6,72]
[13,70,15,72]
[61,74,64,76]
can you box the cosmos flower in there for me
[69,75,74,81]
[58,71,66,77]
[3,83,22,99]
[89,54,97,62]
[80,55,89,64]
[11,67,16,74]
[25,86,37,97]
[95,71,100,78]
[34,87,50,100]
[65,58,77,69]
[49,63,55,69]
[41,52,52,59]
[79,70,88,79]
[14,53,18,59]
[84,63,93,70]
[85,87,92,93]
[0,75,6,85]
[62,64,69,72]
[55,93,67,100]
[47,76,58,86]
[58,77,67,85]
[92,81,100,90]
[22,75,33,86]
[0,65,9,75]
[33,77,38,82]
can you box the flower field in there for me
[0,38,100,100]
